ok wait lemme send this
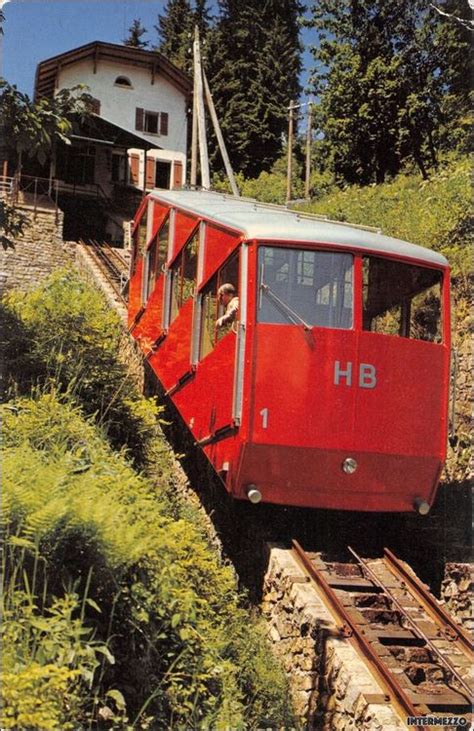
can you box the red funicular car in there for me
[128,190,450,513]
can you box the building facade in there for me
[35,41,191,194]
[1,42,193,242]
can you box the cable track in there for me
[80,239,129,303]
[292,540,473,730]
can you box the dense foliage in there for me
[0,200,28,249]
[0,80,94,172]
[208,0,302,176]
[154,0,212,75]
[2,270,155,468]
[304,0,472,184]
[128,0,471,186]
[1,270,295,730]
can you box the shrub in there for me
[0,200,29,249]
[2,392,295,728]
[212,153,305,204]
[1,588,109,730]
[1,268,161,467]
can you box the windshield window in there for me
[363,257,442,342]
[257,246,353,329]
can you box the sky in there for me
[0,0,315,99]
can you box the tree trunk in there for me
[409,129,428,180]
[49,143,56,197]
[427,130,438,171]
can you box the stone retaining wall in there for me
[262,546,404,730]
[0,204,71,295]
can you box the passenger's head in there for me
[218,283,236,305]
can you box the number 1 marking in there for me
[260,407,269,429]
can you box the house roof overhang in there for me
[67,113,161,151]
[34,41,192,101]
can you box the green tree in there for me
[154,0,214,74]
[0,201,28,250]
[154,0,195,73]
[123,18,149,48]
[209,0,303,176]
[0,80,93,175]
[305,0,472,184]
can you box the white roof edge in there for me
[147,189,449,268]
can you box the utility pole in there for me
[190,64,198,187]
[203,70,239,197]
[286,101,295,203]
[305,103,312,200]
[193,26,210,189]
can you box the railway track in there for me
[80,239,129,303]
[292,541,472,730]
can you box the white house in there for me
[35,41,192,194]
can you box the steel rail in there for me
[384,548,473,659]
[90,240,124,283]
[348,546,472,699]
[80,240,127,303]
[89,242,121,286]
[100,240,128,270]
[291,540,427,731]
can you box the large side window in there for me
[131,207,148,275]
[363,257,442,342]
[142,216,170,303]
[200,273,218,360]
[169,229,199,322]
[258,246,353,329]
[143,236,158,303]
[199,252,239,359]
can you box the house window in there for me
[135,108,169,136]
[142,217,170,303]
[57,143,96,186]
[112,153,127,183]
[145,111,159,134]
[115,76,132,87]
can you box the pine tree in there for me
[155,0,195,73]
[154,0,214,74]
[123,18,149,48]
[209,0,303,177]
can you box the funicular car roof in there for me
[149,189,448,267]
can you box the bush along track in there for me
[1,270,295,730]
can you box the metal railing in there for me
[13,175,60,222]
[0,176,14,198]
[2,174,134,236]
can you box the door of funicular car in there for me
[236,242,449,512]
